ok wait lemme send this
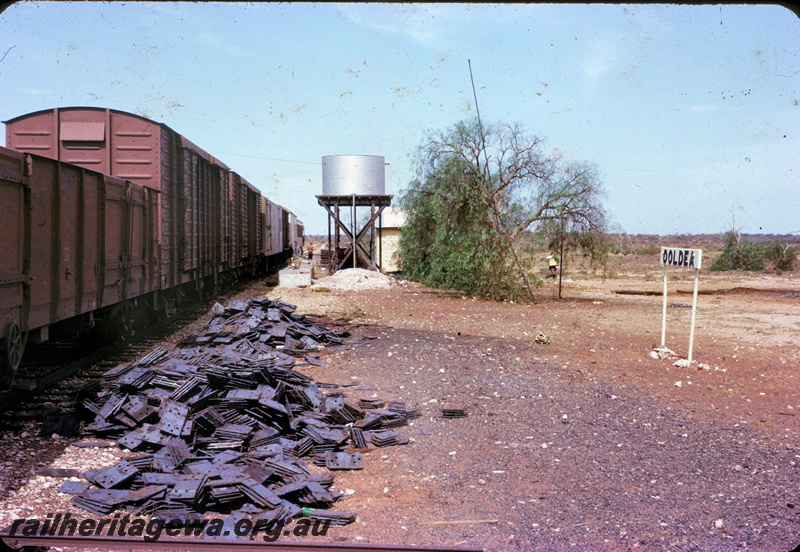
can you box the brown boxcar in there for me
[3,107,298,381]
[0,146,158,383]
[4,107,276,306]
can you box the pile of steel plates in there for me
[66,297,420,526]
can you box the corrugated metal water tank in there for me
[322,155,385,195]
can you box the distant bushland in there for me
[709,231,798,272]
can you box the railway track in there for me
[0,533,483,552]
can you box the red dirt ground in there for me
[1,253,798,551]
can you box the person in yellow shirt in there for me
[546,254,558,278]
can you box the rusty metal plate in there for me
[86,460,138,489]
[325,451,363,470]
[158,400,190,436]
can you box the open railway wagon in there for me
[1,107,300,385]
[0,146,158,386]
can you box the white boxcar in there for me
[262,197,286,259]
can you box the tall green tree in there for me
[399,119,608,302]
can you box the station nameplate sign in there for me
[660,247,702,270]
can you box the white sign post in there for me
[660,247,703,365]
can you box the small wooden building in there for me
[379,207,406,273]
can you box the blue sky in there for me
[1,2,798,236]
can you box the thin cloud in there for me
[581,38,620,83]
[336,3,443,46]
[333,3,523,49]
[20,87,51,95]
[688,104,722,112]
[193,32,248,57]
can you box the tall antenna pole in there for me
[468,60,536,302]
[468,59,489,172]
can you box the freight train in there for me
[0,107,304,386]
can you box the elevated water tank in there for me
[322,155,385,195]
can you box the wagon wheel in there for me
[120,301,137,341]
[1,323,26,387]
[163,294,177,318]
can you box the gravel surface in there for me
[0,259,798,551]
[311,268,397,291]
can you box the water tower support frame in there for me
[317,194,392,273]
